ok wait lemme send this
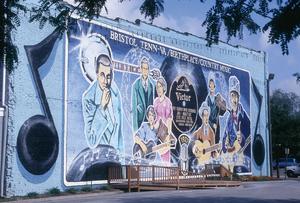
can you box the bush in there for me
[27,192,39,198]
[232,173,241,180]
[48,187,61,195]
[101,185,112,190]
[65,188,77,194]
[81,186,92,192]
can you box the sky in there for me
[95,0,299,95]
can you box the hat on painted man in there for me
[229,75,240,95]
[198,102,210,119]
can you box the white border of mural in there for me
[63,14,252,186]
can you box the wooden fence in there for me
[108,164,237,192]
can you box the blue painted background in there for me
[5,8,269,196]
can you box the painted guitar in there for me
[193,140,222,163]
[225,122,243,154]
[223,135,251,172]
[133,138,175,161]
[226,134,251,156]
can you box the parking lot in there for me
[272,168,300,179]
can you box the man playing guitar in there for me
[133,105,175,162]
[222,76,251,172]
[192,102,221,165]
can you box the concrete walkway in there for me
[6,180,300,203]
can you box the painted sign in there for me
[64,18,251,185]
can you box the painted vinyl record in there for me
[160,57,208,136]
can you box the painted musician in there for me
[133,105,172,162]
[192,102,217,162]
[222,76,250,155]
[193,102,215,145]
[153,77,173,133]
[134,106,158,155]
[82,54,124,155]
[205,71,226,144]
[132,57,154,132]
[153,77,174,164]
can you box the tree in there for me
[293,73,300,84]
[203,0,300,55]
[270,89,300,162]
[0,0,26,72]
[1,0,300,71]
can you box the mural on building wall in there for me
[64,18,251,185]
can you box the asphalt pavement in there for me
[7,179,300,203]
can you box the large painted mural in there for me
[64,18,251,185]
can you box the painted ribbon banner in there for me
[64,18,251,185]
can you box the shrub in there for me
[27,192,39,198]
[81,186,92,192]
[65,188,77,194]
[48,187,61,195]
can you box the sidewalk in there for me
[2,180,300,203]
[1,190,123,203]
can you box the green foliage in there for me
[27,192,39,198]
[47,187,61,195]
[80,186,92,192]
[202,0,300,55]
[139,0,164,22]
[2,0,300,72]
[271,89,300,161]
[293,73,300,84]
[1,0,27,72]
[263,0,300,55]
[202,0,261,45]
[29,0,71,33]
[65,188,78,194]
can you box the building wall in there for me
[5,15,65,196]
[4,7,269,196]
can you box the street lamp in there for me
[267,73,275,177]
